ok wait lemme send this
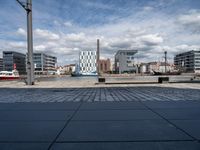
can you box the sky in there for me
[0,0,200,65]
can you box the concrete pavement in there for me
[0,86,200,150]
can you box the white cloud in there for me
[64,32,86,42]
[179,11,200,25]
[83,1,114,10]
[143,6,154,12]
[16,28,26,36]
[34,29,60,40]
[109,40,132,49]
[138,34,164,46]
[34,45,46,51]
[64,21,73,27]
[8,41,26,49]
[174,44,200,53]
[53,20,60,26]
[1,6,200,65]
[178,10,200,32]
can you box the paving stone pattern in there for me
[0,87,200,150]
[0,87,200,103]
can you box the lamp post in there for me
[164,51,167,73]
[97,39,100,76]
[16,0,34,85]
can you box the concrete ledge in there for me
[105,82,158,84]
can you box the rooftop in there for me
[115,50,138,56]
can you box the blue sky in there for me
[0,0,200,65]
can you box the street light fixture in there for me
[16,0,34,85]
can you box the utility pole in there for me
[164,51,167,73]
[16,0,34,85]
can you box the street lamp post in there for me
[164,51,167,73]
[16,0,34,85]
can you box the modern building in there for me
[33,52,57,75]
[0,58,3,71]
[174,50,200,73]
[140,63,148,74]
[148,62,173,73]
[56,66,65,75]
[3,51,26,74]
[56,64,76,75]
[64,64,76,73]
[147,62,159,73]
[99,59,111,73]
[79,50,97,75]
[115,50,138,74]
[140,62,174,74]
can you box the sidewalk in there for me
[0,86,200,150]
[1,80,200,89]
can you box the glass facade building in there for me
[33,52,57,75]
[79,51,97,75]
[115,50,138,74]
[174,50,200,73]
[0,58,3,71]
[3,51,26,74]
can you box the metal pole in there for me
[26,0,34,85]
[16,0,34,85]
[164,51,167,73]
[97,39,100,75]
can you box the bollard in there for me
[98,77,106,83]
[158,77,169,83]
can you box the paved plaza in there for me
[0,86,200,149]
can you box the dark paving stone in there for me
[50,141,200,150]
[0,102,80,110]
[0,110,74,121]
[73,110,160,121]
[144,101,200,109]
[0,143,49,150]
[57,120,191,141]
[0,87,200,150]
[155,108,200,120]
[172,120,200,140]
[80,102,146,110]
[0,121,65,141]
